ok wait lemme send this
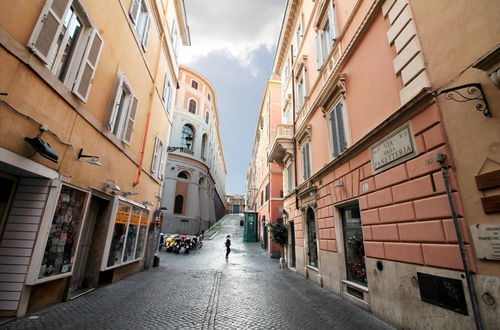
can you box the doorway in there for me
[340,204,367,287]
[289,221,296,268]
[262,217,268,250]
[68,194,111,299]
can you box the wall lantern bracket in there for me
[433,83,491,117]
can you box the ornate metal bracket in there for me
[433,83,491,117]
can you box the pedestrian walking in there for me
[225,235,231,258]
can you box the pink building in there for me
[262,0,500,328]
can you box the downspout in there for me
[436,152,483,330]
[290,45,299,210]
[134,18,165,187]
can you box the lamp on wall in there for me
[104,183,120,192]
[143,201,154,206]
[77,148,101,166]
[24,135,59,163]
[123,191,138,196]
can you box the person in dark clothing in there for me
[225,235,231,258]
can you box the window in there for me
[260,191,264,206]
[341,204,366,285]
[174,195,183,214]
[295,16,303,53]
[108,72,138,144]
[188,99,197,114]
[283,104,292,124]
[171,22,179,54]
[296,67,307,111]
[162,75,173,112]
[28,0,103,103]
[177,171,189,179]
[107,202,149,267]
[205,111,209,124]
[307,208,318,267]
[329,100,348,157]
[207,93,211,101]
[201,134,207,159]
[265,183,270,201]
[302,142,311,180]
[316,1,336,69]
[39,185,88,279]
[286,164,292,193]
[282,62,289,95]
[129,0,151,50]
[181,124,194,150]
[151,136,165,178]
[191,80,199,89]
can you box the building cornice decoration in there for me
[296,124,312,146]
[274,0,303,72]
[472,44,500,89]
[319,73,347,117]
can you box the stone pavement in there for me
[2,214,394,330]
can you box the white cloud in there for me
[180,0,286,74]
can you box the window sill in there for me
[341,280,369,293]
[306,265,319,272]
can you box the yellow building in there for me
[0,0,189,316]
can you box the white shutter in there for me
[28,0,72,64]
[151,136,159,173]
[158,142,166,179]
[123,95,138,144]
[73,29,103,103]
[316,33,322,70]
[129,0,140,23]
[141,14,151,50]
[162,74,168,102]
[108,73,124,130]
[328,1,336,41]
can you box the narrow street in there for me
[2,214,393,330]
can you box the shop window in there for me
[108,72,138,145]
[39,185,88,278]
[162,74,173,112]
[174,195,183,214]
[129,0,151,50]
[107,202,149,267]
[28,0,103,102]
[189,99,197,114]
[341,204,367,285]
[329,100,348,157]
[302,142,311,180]
[307,208,318,267]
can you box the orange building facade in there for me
[0,0,189,317]
[263,0,499,328]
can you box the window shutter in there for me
[129,0,140,23]
[73,29,104,103]
[151,136,159,173]
[328,1,336,41]
[166,83,173,111]
[108,73,124,130]
[316,34,322,70]
[330,109,340,157]
[335,102,347,153]
[28,0,72,64]
[141,15,151,50]
[158,141,165,179]
[162,74,168,102]
[123,95,138,144]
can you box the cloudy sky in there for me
[180,0,287,195]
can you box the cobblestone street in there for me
[2,215,393,329]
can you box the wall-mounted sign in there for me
[470,224,500,260]
[370,122,418,174]
[417,272,468,315]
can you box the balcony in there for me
[268,124,294,168]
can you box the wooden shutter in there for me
[328,1,336,41]
[316,33,322,70]
[330,108,340,157]
[123,95,138,144]
[335,102,347,153]
[158,141,166,179]
[129,0,140,23]
[108,73,124,130]
[28,0,72,64]
[73,29,103,103]
[162,74,168,102]
[151,136,159,173]
[141,15,151,50]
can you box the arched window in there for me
[177,171,189,179]
[181,125,194,150]
[205,111,209,124]
[174,195,183,214]
[201,134,207,158]
[191,80,198,89]
[207,93,211,101]
[188,99,196,114]
[307,208,318,267]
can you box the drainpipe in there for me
[436,152,483,330]
[290,45,299,210]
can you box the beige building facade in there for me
[263,0,499,328]
[0,0,189,316]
